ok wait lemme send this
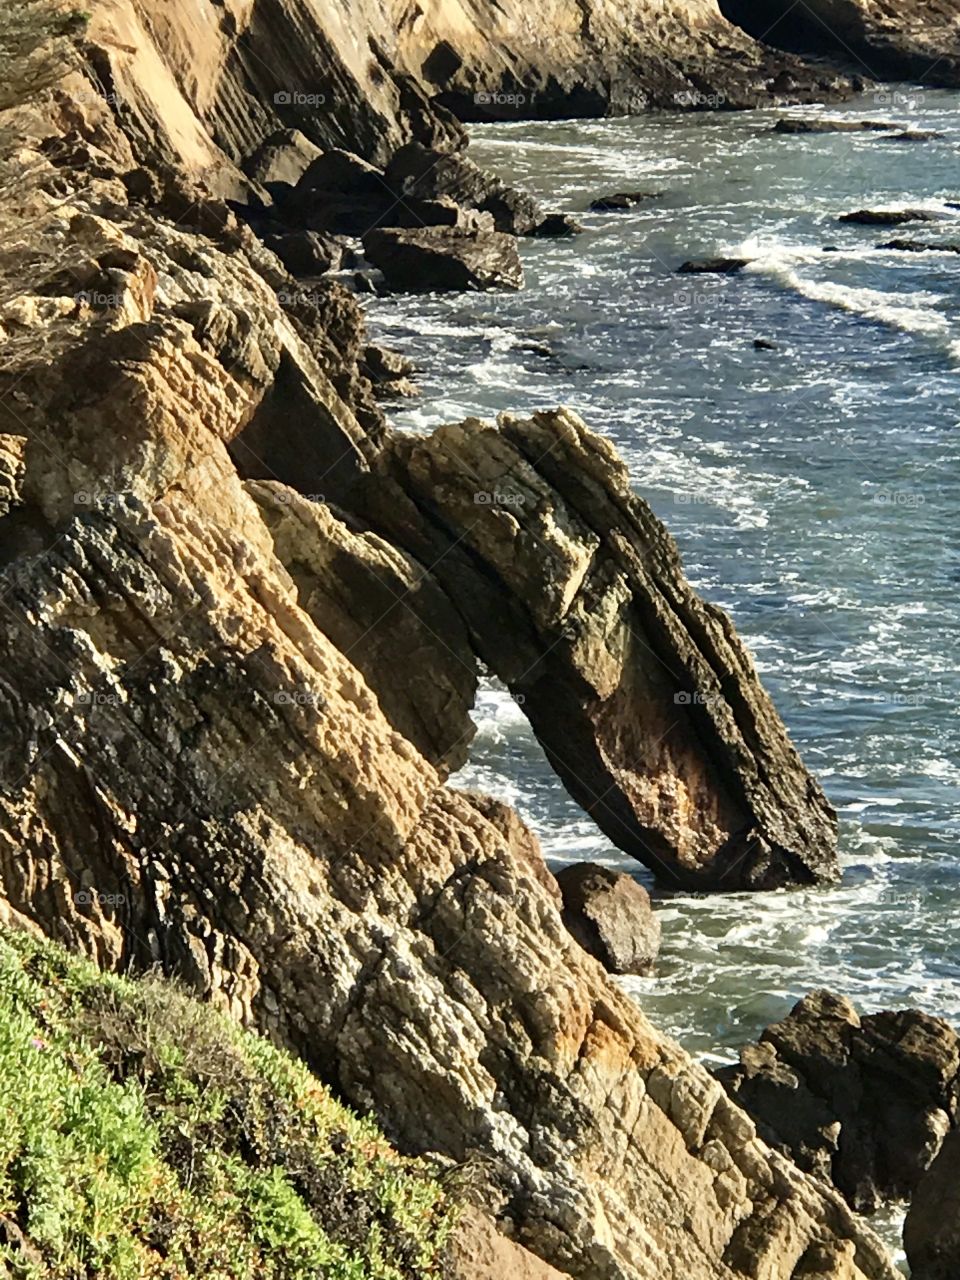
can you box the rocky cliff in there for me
[0,5,923,1278]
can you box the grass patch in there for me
[0,929,455,1279]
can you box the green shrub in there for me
[0,929,456,1279]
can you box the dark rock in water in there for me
[589,191,664,211]
[384,142,543,235]
[772,118,897,134]
[822,245,841,252]
[839,208,940,226]
[530,213,583,237]
[243,129,323,187]
[678,257,752,274]
[754,338,778,350]
[556,863,660,975]
[362,226,524,292]
[904,1129,960,1280]
[362,408,840,891]
[359,344,419,399]
[263,230,342,277]
[716,990,960,1214]
[883,130,947,142]
[877,238,960,254]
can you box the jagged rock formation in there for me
[717,991,960,1214]
[362,412,839,890]
[904,1129,960,1280]
[68,0,863,210]
[0,94,899,1280]
[718,0,960,87]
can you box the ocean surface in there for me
[364,92,959,1232]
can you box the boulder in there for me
[262,229,342,276]
[904,1129,960,1280]
[363,226,524,292]
[530,212,584,237]
[243,129,323,186]
[361,409,840,891]
[839,209,940,226]
[771,119,897,134]
[754,338,778,350]
[883,130,946,142]
[384,141,543,235]
[590,191,664,210]
[359,343,419,398]
[678,257,752,273]
[446,1206,570,1280]
[556,862,661,974]
[716,991,960,1213]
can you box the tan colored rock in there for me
[447,1206,571,1280]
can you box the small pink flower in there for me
[30,1036,48,1051]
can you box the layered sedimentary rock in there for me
[0,110,898,1280]
[363,411,839,890]
[717,991,960,1213]
[718,0,960,87]
[67,0,859,209]
[904,1130,960,1280]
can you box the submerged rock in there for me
[717,990,960,1213]
[363,226,524,292]
[678,257,752,273]
[590,191,664,211]
[556,862,661,974]
[876,238,960,253]
[771,118,897,134]
[839,209,940,226]
[362,409,840,891]
[904,1129,960,1280]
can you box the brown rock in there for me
[904,1129,960,1280]
[717,991,960,1213]
[362,409,839,890]
[446,1206,570,1280]
[363,226,524,293]
[384,141,543,235]
[556,862,660,974]
[839,209,940,226]
[243,129,323,187]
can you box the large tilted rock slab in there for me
[362,409,839,890]
[0,146,898,1280]
[717,991,960,1213]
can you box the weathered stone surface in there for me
[361,409,839,890]
[262,229,342,277]
[717,991,960,1213]
[446,1206,571,1280]
[243,129,323,187]
[720,0,960,88]
[363,226,524,293]
[384,142,544,235]
[904,1129,960,1280]
[247,481,478,775]
[359,344,419,399]
[556,863,661,975]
